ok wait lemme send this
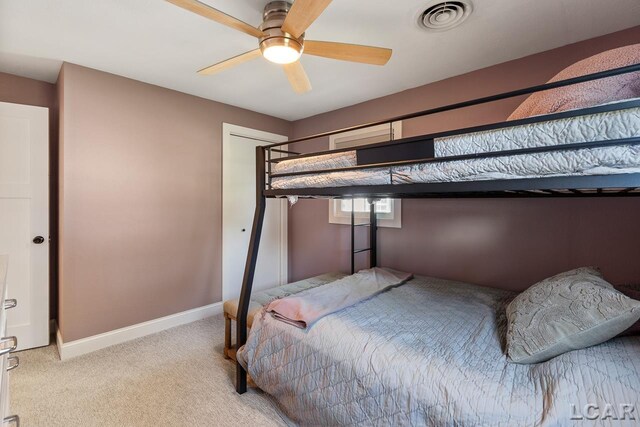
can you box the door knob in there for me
[33,236,45,244]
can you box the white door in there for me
[0,102,49,350]
[222,124,287,301]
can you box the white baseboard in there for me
[56,302,223,360]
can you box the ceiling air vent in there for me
[419,0,473,32]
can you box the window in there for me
[328,122,402,228]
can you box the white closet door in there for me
[222,124,288,302]
[0,101,49,350]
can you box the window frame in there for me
[328,122,402,228]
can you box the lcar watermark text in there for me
[570,403,636,421]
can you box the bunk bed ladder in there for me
[350,199,379,274]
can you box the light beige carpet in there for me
[10,314,288,427]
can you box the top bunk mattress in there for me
[271,101,640,190]
[434,99,640,157]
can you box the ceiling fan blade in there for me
[166,0,263,38]
[281,0,332,39]
[283,61,312,94]
[304,40,392,65]
[198,49,262,75]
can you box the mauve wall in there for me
[0,72,55,106]
[288,26,640,291]
[59,63,290,341]
[0,72,59,320]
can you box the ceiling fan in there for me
[166,0,392,93]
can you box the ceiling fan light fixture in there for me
[169,0,392,95]
[260,37,303,64]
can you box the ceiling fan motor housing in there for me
[259,1,304,57]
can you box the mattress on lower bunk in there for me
[238,276,640,426]
[270,102,640,189]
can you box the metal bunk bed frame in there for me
[235,63,640,393]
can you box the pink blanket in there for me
[267,267,413,329]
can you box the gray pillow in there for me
[506,267,640,364]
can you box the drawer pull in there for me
[3,415,19,426]
[0,337,17,356]
[6,356,18,372]
[3,299,16,310]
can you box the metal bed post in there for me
[369,200,377,268]
[350,200,355,274]
[235,146,267,394]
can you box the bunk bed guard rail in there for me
[234,62,640,393]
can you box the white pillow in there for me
[506,267,640,364]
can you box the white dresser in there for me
[0,256,19,426]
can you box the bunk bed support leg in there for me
[350,200,355,274]
[236,147,267,394]
[369,200,377,268]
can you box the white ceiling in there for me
[1,0,639,120]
